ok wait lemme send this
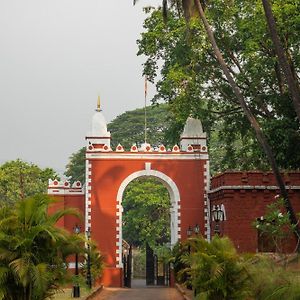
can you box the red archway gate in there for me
[84,107,210,287]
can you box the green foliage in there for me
[0,195,84,300]
[137,1,300,173]
[154,244,172,263]
[122,178,171,248]
[171,239,191,285]
[132,250,146,278]
[64,147,86,184]
[108,104,173,149]
[175,236,252,299]
[248,255,300,300]
[81,240,104,288]
[0,159,59,206]
[0,194,103,299]
[173,236,300,299]
[253,197,297,253]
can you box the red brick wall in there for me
[209,172,300,253]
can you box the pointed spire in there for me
[96,95,101,112]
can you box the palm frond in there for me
[9,257,31,286]
[0,195,104,298]
[0,267,10,285]
[49,207,82,224]
[31,263,49,297]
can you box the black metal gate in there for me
[157,258,170,286]
[123,245,132,288]
[146,243,170,286]
[146,243,155,285]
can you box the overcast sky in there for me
[0,0,161,173]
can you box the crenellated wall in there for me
[48,179,85,234]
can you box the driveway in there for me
[93,279,185,300]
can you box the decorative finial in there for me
[96,95,101,112]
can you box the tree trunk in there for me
[193,0,300,248]
[261,0,300,122]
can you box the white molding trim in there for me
[47,188,85,195]
[115,169,181,268]
[85,160,92,232]
[204,160,211,241]
[209,185,300,194]
[86,153,209,160]
[145,162,151,170]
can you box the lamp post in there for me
[193,223,200,298]
[86,227,92,289]
[212,205,224,235]
[186,226,193,238]
[73,225,80,298]
[194,224,200,235]
[186,226,193,255]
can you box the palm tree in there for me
[133,0,300,246]
[179,236,252,299]
[0,195,87,300]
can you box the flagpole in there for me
[144,76,147,144]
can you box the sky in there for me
[0,0,161,174]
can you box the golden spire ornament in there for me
[96,95,101,112]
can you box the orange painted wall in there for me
[48,192,85,273]
[48,195,65,228]
[64,194,85,233]
[48,194,85,232]
[88,156,208,287]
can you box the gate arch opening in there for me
[116,169,181,268]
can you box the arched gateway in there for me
[49,100,210,287]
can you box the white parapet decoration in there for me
[47,179,84,195]
[116,144,125,152]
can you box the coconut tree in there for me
[0,195,93,300]
[133,0,300,246]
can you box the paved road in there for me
[94,279,184,300]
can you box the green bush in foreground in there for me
[249,255,300,300]
[182,236,252,300]
[0,195,103,300]
[174,236,300,300]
